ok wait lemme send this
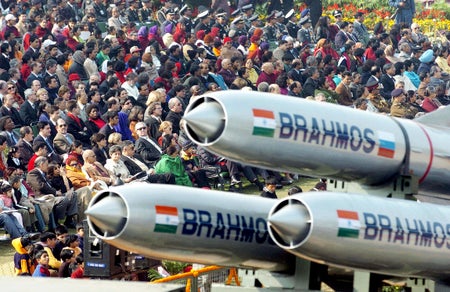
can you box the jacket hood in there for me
[12,238,28,255]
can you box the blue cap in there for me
[300,9,310,18]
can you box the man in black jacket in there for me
[121,140,175,184]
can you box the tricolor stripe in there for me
[337,210,360,238]
[154,205,179,234]
[252,109,276,137]
[377,131,395,158]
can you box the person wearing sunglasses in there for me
[134,122,162,167]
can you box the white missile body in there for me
[182,91,450,195]
[268,191,450,281]
[85,184,292,271]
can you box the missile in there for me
[85,183,292,271]
[267,191,450,281]
[182,91,450,195]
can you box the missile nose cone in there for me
[268,203,311,248]
[183,98,225,143]
[85,194,127,237]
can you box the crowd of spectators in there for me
[0,0,449,271]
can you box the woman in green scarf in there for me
[155,145,192,187]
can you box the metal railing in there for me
[151,266,240,292]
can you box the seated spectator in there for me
[65,100,91,148]
[260,177,278,199]
[82,150,114,186]
[155,145,192,187]
[36,232,60,274]
[53,118,75,156]
[27,141,48,172]
[32,249,51,277]
[158,121,175,146]
[9,174,43,232]
[90,133,109,166]
[85,104,106,134]
[0,183,31,231]
[104,145,135,184]
[0,211,28,239]
[99,110,119,138]
[65,156,91,190]
[134,122,163,167]
[0,116,20,148]
[179,141,210,189]
[26,157,77,228]
[66,140,85,166]
[121,140,175,185]
[108,132,122,147]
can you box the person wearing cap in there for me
[212,13,229,39]
[139,0,153,22]
[390,88,410,118]
[365,78,390,113]
[274,11,288,37]
[1,14,21,39]
[231,16,248,38]
[285,9,299,39]
[297,16,312,47]
[157,0,174,25]
[328,10,342,40]
[263,12,279,43]
[161,9,177,34]
[353,11,370,46]
[194,10,211,34]
[389,0,415,27]
[125,1,140,22]
[179,5,194,34]
[243,14,257,35]
[12,235,37,275]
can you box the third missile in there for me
[268,191,450,281]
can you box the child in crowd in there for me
[58,249,76,278]
[76,223,84,252]
[71,255,84,279]
[32,250,50,277]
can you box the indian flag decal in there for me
[252,109,276,138]
[154,205,179,234]
[377,131,395,159]
[337,210,360,238]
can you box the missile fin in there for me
[415,105,450,128]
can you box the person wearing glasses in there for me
[0,93,23,127]
[134,122,162,167]
[53,118,75,156]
